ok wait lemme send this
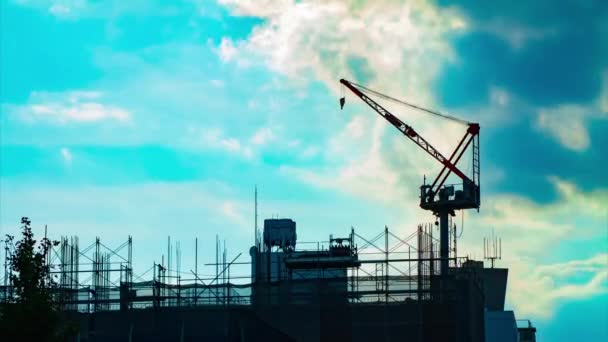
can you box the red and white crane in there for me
[339,79,480,276]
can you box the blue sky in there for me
[1,0,607,339]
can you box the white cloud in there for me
[282,115,417,205]
[184,125,291,160]
[220,200,248,227]
[209,79,225,88]
[14,0,89,19]
[8,90,131,124]
[601,70,608,113]
[218,0,293,18]
[217,0,466,104]
[49,3,71,16]
[489,87,510,107]
[536,105,597,151]
[300,146,319,159]
[13,0,96,19]
[478,18,557,50]
[12,0,181,19]
[535,72,608,151]
[536,253,608,279]
[217,38,239,63]
[287,139,301,148]
[508,254,608,319]
[250,127,275,145]
[194,127,254,159]
[60,147,73,164]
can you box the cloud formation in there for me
[12,0,183,19]
[60,147,73,164]
[218,0,466,104]
[250,127,275,145]
[7,91,131,124]
[508,253,608,319]
[534,74,608,151]
[200,127,254,159]
[536,105,591,151]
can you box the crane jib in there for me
[339,78,479,188]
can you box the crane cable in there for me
[346,81,471,125]
[458,210,465,238]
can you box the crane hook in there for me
[339,97,345,110]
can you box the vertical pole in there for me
[484,238,486,260]
[128,236,132,283]
[255,186,258,248]
[3,240,7,301]
[439,210,449,277]
[167,237,170,287]
[215,235,218,283]
[153,262,156,309]
[76,237,80,310]
[429,225,434,284]
[195,237,198,306]
[223,240,226,304]
[499,238,502,260]
[44,225,49,285]
[408,246,411,292]
[216,235,219,305]
[417,225,423,342]
[71,238,74,306]
[453,221,457,267]
[417,225,421,301]
[128,236,132,310]
[383,226,389,341]
[177,241,181,307]
[385,226,389,302]
[95,237,100,312]
[227,244,231,305]
[162,261,165,307]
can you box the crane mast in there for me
[339,79,480,278]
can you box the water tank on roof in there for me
[263,218,296,249]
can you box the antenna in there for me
[483,231,501,268]
[255,185,258,248]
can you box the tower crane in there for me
[339,79,480,277]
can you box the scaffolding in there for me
[1,223,475,312]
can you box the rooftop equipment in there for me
[263,218,297,250]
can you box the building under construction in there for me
[1,80,538,341]
[1,217,535,341]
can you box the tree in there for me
[0,217,64,341]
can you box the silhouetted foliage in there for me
[0,217,69,341]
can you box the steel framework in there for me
[1,224,474,312]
